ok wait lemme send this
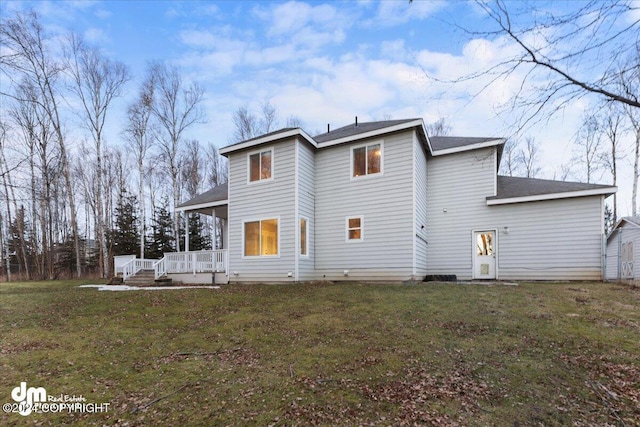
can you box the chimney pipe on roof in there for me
[327,124,330,133]
[355,116,358,126]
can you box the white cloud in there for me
[380,39,408,62]
[365,0,446,27]
[252,0,350,53]
[260,1,340,36]
[84,27,109,44]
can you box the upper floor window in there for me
[249,148,273,183]
[352,142,382,178]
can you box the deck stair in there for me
[124,269,174,286]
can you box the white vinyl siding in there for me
[414,134,428,278]
[606,223,640,280]
[426,147,605,280]
[315,129,415,281]
[297,140,315,280]
[228,140,296,282]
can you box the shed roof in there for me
[621,216,640,227]
[487,176,616,205]
[612,215,640,230]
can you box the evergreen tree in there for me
[604,205,615,236]
[146,199,175,258]
[187,213,211,251]
[111,188,140,256]
[55,235,86,278]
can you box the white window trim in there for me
[345,215,364,242]
[242,216,280,258]
[350,140,384,180]
[299,216,309,257]
[247,147,274,184]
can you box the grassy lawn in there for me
[1,280,638,426]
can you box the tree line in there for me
[0,10,226,281]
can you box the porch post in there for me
[184,212,190,252]
[212,207,217,249]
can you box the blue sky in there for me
[2,0,636,214]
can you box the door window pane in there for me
[476,233,493,256]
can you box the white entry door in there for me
[474,231,496,279]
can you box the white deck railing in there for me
[122,258,157,280]
[156,250,228,279]
[122,250,228,281]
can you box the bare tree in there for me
[498,138,520,177]
[0,121,13,281]
[181,139,203,199]
[231,101,283,143]
[1,11,82,277]
[616,49,640,216]
[231,105,259,142]
[456,1,640,131]
[518,137,541,178]
[552,163,573,182]
[426,117,452,137]
[204,142,226,188]
[259,101,277,134]
[147,62,205,252]
[597,109,625,221]
[573,113,603,184]
[285,115,304,128]
[124,76,155,259]
[65,32,130,277]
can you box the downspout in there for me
[601,232,606,281]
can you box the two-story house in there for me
[169,118,616,284]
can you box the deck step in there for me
[124,269,174,286]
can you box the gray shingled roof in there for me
[488,176,614,200]
[177,183,228,209]
[429,136,502,152]
[222,128,298,151]
[314,119,419,143]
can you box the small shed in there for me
[606,216,640,282]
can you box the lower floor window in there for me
[347,216,363,241]
[244,219,278,256]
